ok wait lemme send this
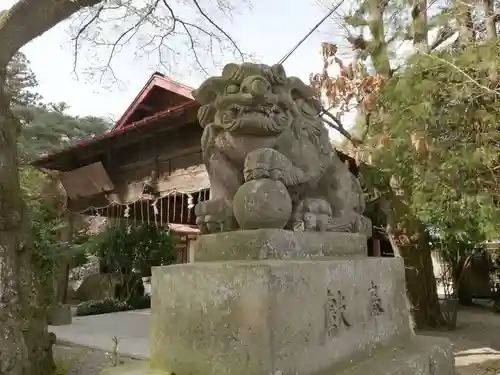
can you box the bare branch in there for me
[68,0,246,83]
[162,0,208,75]
[320,109,359,144]
[191,0,244,61]
[72,5,105,76]
[99,0,161,82]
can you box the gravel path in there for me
[421,305,500,375]
[54,342,139,375]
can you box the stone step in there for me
[150,258,414,375]
[192,229,368,261]
[337,335,455,375]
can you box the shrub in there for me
[126,295,151,310]
[86,222,177,276]
[76,298,132,316]
[83,222,177,300]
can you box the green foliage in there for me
[6,52,42,107]
[85,222,177,277]
[9,53,110,307]
[20,166,89,307]
[5,51,111,163]
[17,105,111,162]
[75,298,132,316]
[368,42,500,246]
[20,167,63,305]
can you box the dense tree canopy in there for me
[17,106,111,161]
[313,0,500,327]
[5,52,112,162]
[369,45,500,244]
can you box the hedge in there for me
[75,295,151,316]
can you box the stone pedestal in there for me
[102,230,455,375]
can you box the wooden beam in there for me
[36,114,198,171]
[116,146,201,173]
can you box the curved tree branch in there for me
[0,0,101,68]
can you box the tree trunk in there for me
[457,0,474,45]
[484,0,497,84]
[0,69,30,375]
[381,195,446,329]
[366,0,392,77]
[0,69,57,375]
[411,0,428,52]
[394,241,446,329]
[0,2,103,373]
[19,258,56,375]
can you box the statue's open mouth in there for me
[219,102,287,134]
[228,104,281,118]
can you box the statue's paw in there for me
[291,198,333,232]
[325,213,372,235]
[352,214,372,237]
[195,199,235,234]
[325,216,354,233]
[244,148,285,182]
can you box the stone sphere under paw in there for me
[232,179,292,230]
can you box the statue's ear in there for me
[221,63,241,80]
[270,64,287,85]
[192,77,224,105]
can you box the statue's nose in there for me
[240,76,271,97]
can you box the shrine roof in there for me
[32,95,199,169]
[113,72,194,129]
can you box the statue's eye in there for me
[226,84,240,94]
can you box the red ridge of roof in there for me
[33,100,199,167]
[114,72,194,130]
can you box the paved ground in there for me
[50,309,151,359]
[421,306,500,375]
[51,306,500,374]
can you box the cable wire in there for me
[277,0,346,65]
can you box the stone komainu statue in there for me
[192,62,371,237]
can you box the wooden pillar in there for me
[56,211,76,304]
[373,238,381,257]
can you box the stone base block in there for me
[150,258,413,375]
[339,335,455,375]
[192,229,367,261]
[48,304,72,326]
[101,361,166,375]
